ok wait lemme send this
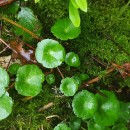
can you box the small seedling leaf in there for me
[80,73,89,81]
[60,77,78,96]
[46,74,55,84]
[65,52,80,67]
[8,63,21,75]
[72,75,82,87]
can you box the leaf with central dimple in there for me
[72,90,98,119]
[0,67,9,97]
[15,64,44,97]
[93,90,120,126]
[60,77,78,96]
[65,52,80,67]
[35,39,66,68]
[15,7,42,41]
[0,92,13,121]
[51,18,81,40]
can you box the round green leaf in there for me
[15,64,44,97]
[72,75,82,87]
[87,119,111,130]
[54,123,71,130]
[69,117,81,130]
[80,73,89,81]
[60,77,78,96]
[118,102,130,123]
[0,92,13,121]
[72,90,98,120]
[93,90,120,126]
[8,63,21,74]
[112,123,127,130]
[46,74,55,84]
[0,67,10,97]
[65,52,80,67]
[51,18,81,40]
[35,39,66,68]
[69,1,80,27]
[75,0,88,12]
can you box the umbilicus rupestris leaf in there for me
[15,64,44,97]
[35,39,66,68]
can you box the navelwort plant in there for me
[0,38,129,129]
[0,1,130,129]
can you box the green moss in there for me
[0,86,71,129]
[69,0,130,87]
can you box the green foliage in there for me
[46,74,55,84]
[94,90,120,126]
[15,64,44,96]
[87,119,110,130]
[65,52,80,67]
[0,67,9,97]
[15,7,42,41]
[72,75,82,87]
[8,63,21,75]
[69,1,80,27]
[72,90,98,120]
[112,123,128,130]
[75,0,88,12]
[69,117,81,130]
[35,39,66,68]
[51,18,81,40]
[54,123,71,130]
[118,102,130,123]
[71,0,130,86]
[0,92,13,121]
[60,77,78,96]
[79,73,89,81]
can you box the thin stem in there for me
[3,29,35,50]
[57,67,64,79]
[6,55,12,70]
[0,47,7,54]
[0,38,17,53]
[6,82,15,91]
[0,16,41,41]
[82,68,114,87]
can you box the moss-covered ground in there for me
[0,0,130,129]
